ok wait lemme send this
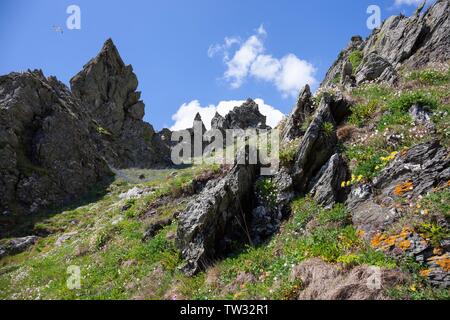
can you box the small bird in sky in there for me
[52,25,64,34]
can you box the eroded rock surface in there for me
[322,0,450,87]
[176,152,259,275]
[0,70,111,222]
[71,39,170,168]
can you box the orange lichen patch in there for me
[447,180,450,188]
[433,254,450,272]
[398,240,412,251]
[393,180,414,196]
[371,227,415,251]
[383,235,398,247]
[420,269,431,278]
[399,227,413,238]
[371,233,387,248]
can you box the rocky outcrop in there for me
[355,53,398,85]
[211,112,226,132]
[291,258,407,300]
[281,85,314,142]
[308,154,349,208]
[321,36,365,88]
[71,39,170,168]
[347,141,450,234]
[373,140,450,199]
[0,70,111,222]
[322,0,450,87]
[176,151,259,275]
[211,99,268,132]
[364,0,449,70]
[0,236,38,258]
[292,94,338,192]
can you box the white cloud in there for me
[170,99,284,131]
[250,54,281,81]
[275,54,317,98]
[209,25,317,98]
[224,35,264,88]
[394,0,422,6]
[207,36,240,59]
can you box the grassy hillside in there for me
[0,68,449,300]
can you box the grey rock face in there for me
[0,70,111,222]
[71,39,170,168]
[292,94,338,192]
[322,0,449,87]
[373,140,450,198]
[308,154,349,208]
[176,153,259,275]
[355,53,398,85]
[348,141,450,234]
[365,0,449,69]
[281,85,314,142]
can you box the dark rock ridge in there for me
[291,94,339,193]
[0,70,111,223]
[176,150,259,275]
[322,0,450,87]
[71,39,170,169]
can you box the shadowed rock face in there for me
[176,152,259,276]
[0,70,111,221]
[322,0,450,87]
[71,39,170,169]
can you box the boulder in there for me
[348,141,450,234]
[409,104,434,130]
[0,236,38,258]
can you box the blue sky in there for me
[0,0,428,130]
